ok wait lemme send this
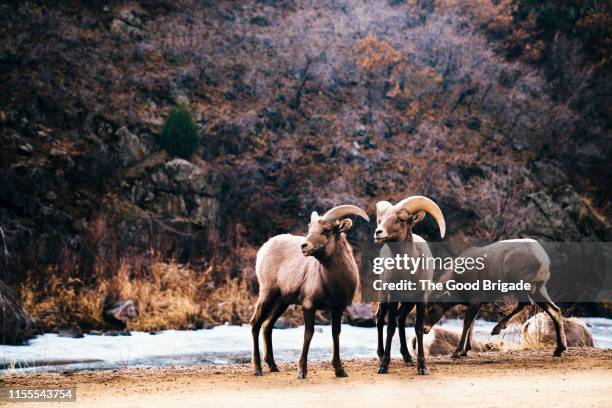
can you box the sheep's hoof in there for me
[297,371,307,379]
[269,365,279,372]
[553,346,567,357]
[335,369,348,378]
[417,366,429,375]
[402,354,413,364]
[377,365,389,374]
[253,368,263,376]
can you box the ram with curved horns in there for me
[374,195,446,375]
[251,204,369,379]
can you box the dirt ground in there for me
[2,348,611,408]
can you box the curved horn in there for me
[395,196,446,238]
[322,205,370,222]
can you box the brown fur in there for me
[250,207,366,379]
[424,239,567,359]
[374,197,445,376]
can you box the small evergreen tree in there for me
[158,104,201,158]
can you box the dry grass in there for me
[20,257,257,333]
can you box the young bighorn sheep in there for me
[424,239,567,358]
[251,205,369,379]
[374,196,446,375]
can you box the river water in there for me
[2,318,610,373]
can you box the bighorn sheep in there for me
[523,312,593,348]
[251,205,369,379]
[424,239,567,358]
[374,196,446,375]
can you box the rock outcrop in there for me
[344,303,376,327]
[128,157,220,230]
[102,298,139,331]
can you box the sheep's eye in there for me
[322,228,331,235]
[397,218,405,224]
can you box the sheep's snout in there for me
[374,228,388,242]
[301,240,315,256]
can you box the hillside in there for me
[0,0,610,338]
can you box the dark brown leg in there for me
[378,302,398,374]
[331,309,347,377]
[536,285,567,357]
[452,303,480,359]
[491,302,531,335]
[462,320,475,356]
[262,300,289,372]
[415,302,428,375]
[298,308,316,379]
[376,302,388,361]
[250,294,276,376]
[397,302,414,364]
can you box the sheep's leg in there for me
[535,284,567,357]
[415,302,428,375]
[491,302,531,335]
[452,303,481,359]
[262,300,289,372]
[250,295,276,376]
[376,302,388,361]
[462,319,476,356]
[298,308,316,379]
[378,302,398,374]
[397,302,414,364]
[331,309,347,377]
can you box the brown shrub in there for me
[20,257,258,333]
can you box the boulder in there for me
[110,18,143,40]
[190,196,219,228]
[410,326,492,357]
[0,280,34,344]
[109,6,147,41]
[344,303,375,327]
[274,317,297,329]
[150,168,175,191]
[522,312,594,348]
[117,126,145,165]
[102,299,139,331]
[164,159,218,195]
[58,326,84,338]
[156,192,187,215]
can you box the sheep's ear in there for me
[410,211,426,225]
[310,211,319,223]
[335,219,353,234]
[376,201,392,222]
